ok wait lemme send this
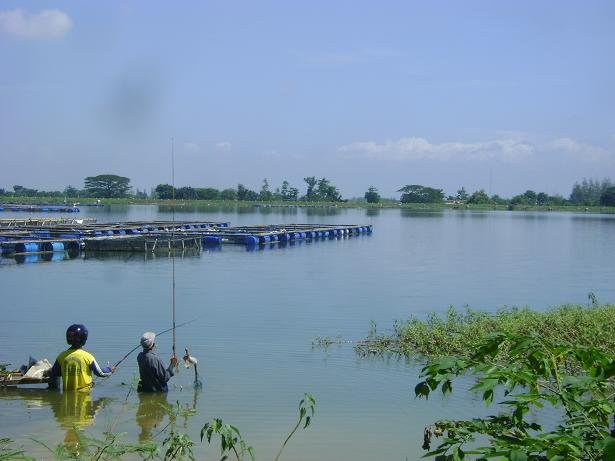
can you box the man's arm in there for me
[47,360,61,389]
[90,359,114,377]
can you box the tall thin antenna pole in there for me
[171,137,177,363]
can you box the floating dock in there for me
[0,220,372,263]
[0,217,97,227]
[0,203,80,213]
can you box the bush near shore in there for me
[355,302,615,359]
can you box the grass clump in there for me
[355,303,615,359]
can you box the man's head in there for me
[140,332,156,350]
[66,324,88,347]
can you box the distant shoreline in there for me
[2,196,615,214]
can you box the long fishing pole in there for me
[112,317,200,369]
[171,137,178,370]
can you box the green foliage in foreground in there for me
[416,331,615,460]
[355,302,615,359]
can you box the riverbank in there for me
[355,303,615,359]
[3,196,615,214]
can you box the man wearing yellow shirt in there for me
[48,324,115,391]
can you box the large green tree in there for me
[220,188,237,201]
[84,174,131,198]
[280,180,299,201]
[315,177,341,201]
[600,186,615,206]
[397,185,444,203]
[196,188,220,200]
[569,178,612,205]
[237,184,258,201]
[467,189,491,204]
[259,178,273,201]
[364,186,380,204]
[154,184,174,199]
[303,176,318,201]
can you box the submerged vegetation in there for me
[355,301,615,360]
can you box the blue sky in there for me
[0,1,613,198]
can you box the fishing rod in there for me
[171,137,178,371]
[111,317,201,370]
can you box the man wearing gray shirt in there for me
[137,332,177,392]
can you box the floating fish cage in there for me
[0,217,97,228]
[0,219,372,263]
[0,203,81,213]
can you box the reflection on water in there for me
[304,207,343,217]
[136,392,172,442]
[0,389,110,444]
[82,249,202,262]
[400,208,446,218]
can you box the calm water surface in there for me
[1,206,614,460]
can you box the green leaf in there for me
[509,450,527,461]
[415,381,431,399]
[603,436,615,460]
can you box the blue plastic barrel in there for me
[278,233,289,242]
[66,241,81,251]
[94,231,102,236]
[59,233,80,239]
[245,235,259,246]
[16,254,39,264]
[15,242,40,253]
[42,241,65,252]
[269,234,278,242]
[115,229,126,235]
[129,229,140,234]
[259,235,271,244]
[300,232,306,239]
[43,251,65,262]
[321,231,329,238]
[366,226,372,233]
[203,236,222,246]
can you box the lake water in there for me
[1,206,614,460]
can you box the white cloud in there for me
[0,9,73,40]
[338,135,615,165]
[338,137,535,162]
[548,138,610,161]
[184,142,200,152]
[215,141,232,152]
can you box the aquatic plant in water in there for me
[355,303,615,360]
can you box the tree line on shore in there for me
[1,174,614,207]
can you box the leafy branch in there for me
[415,332,615,460]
